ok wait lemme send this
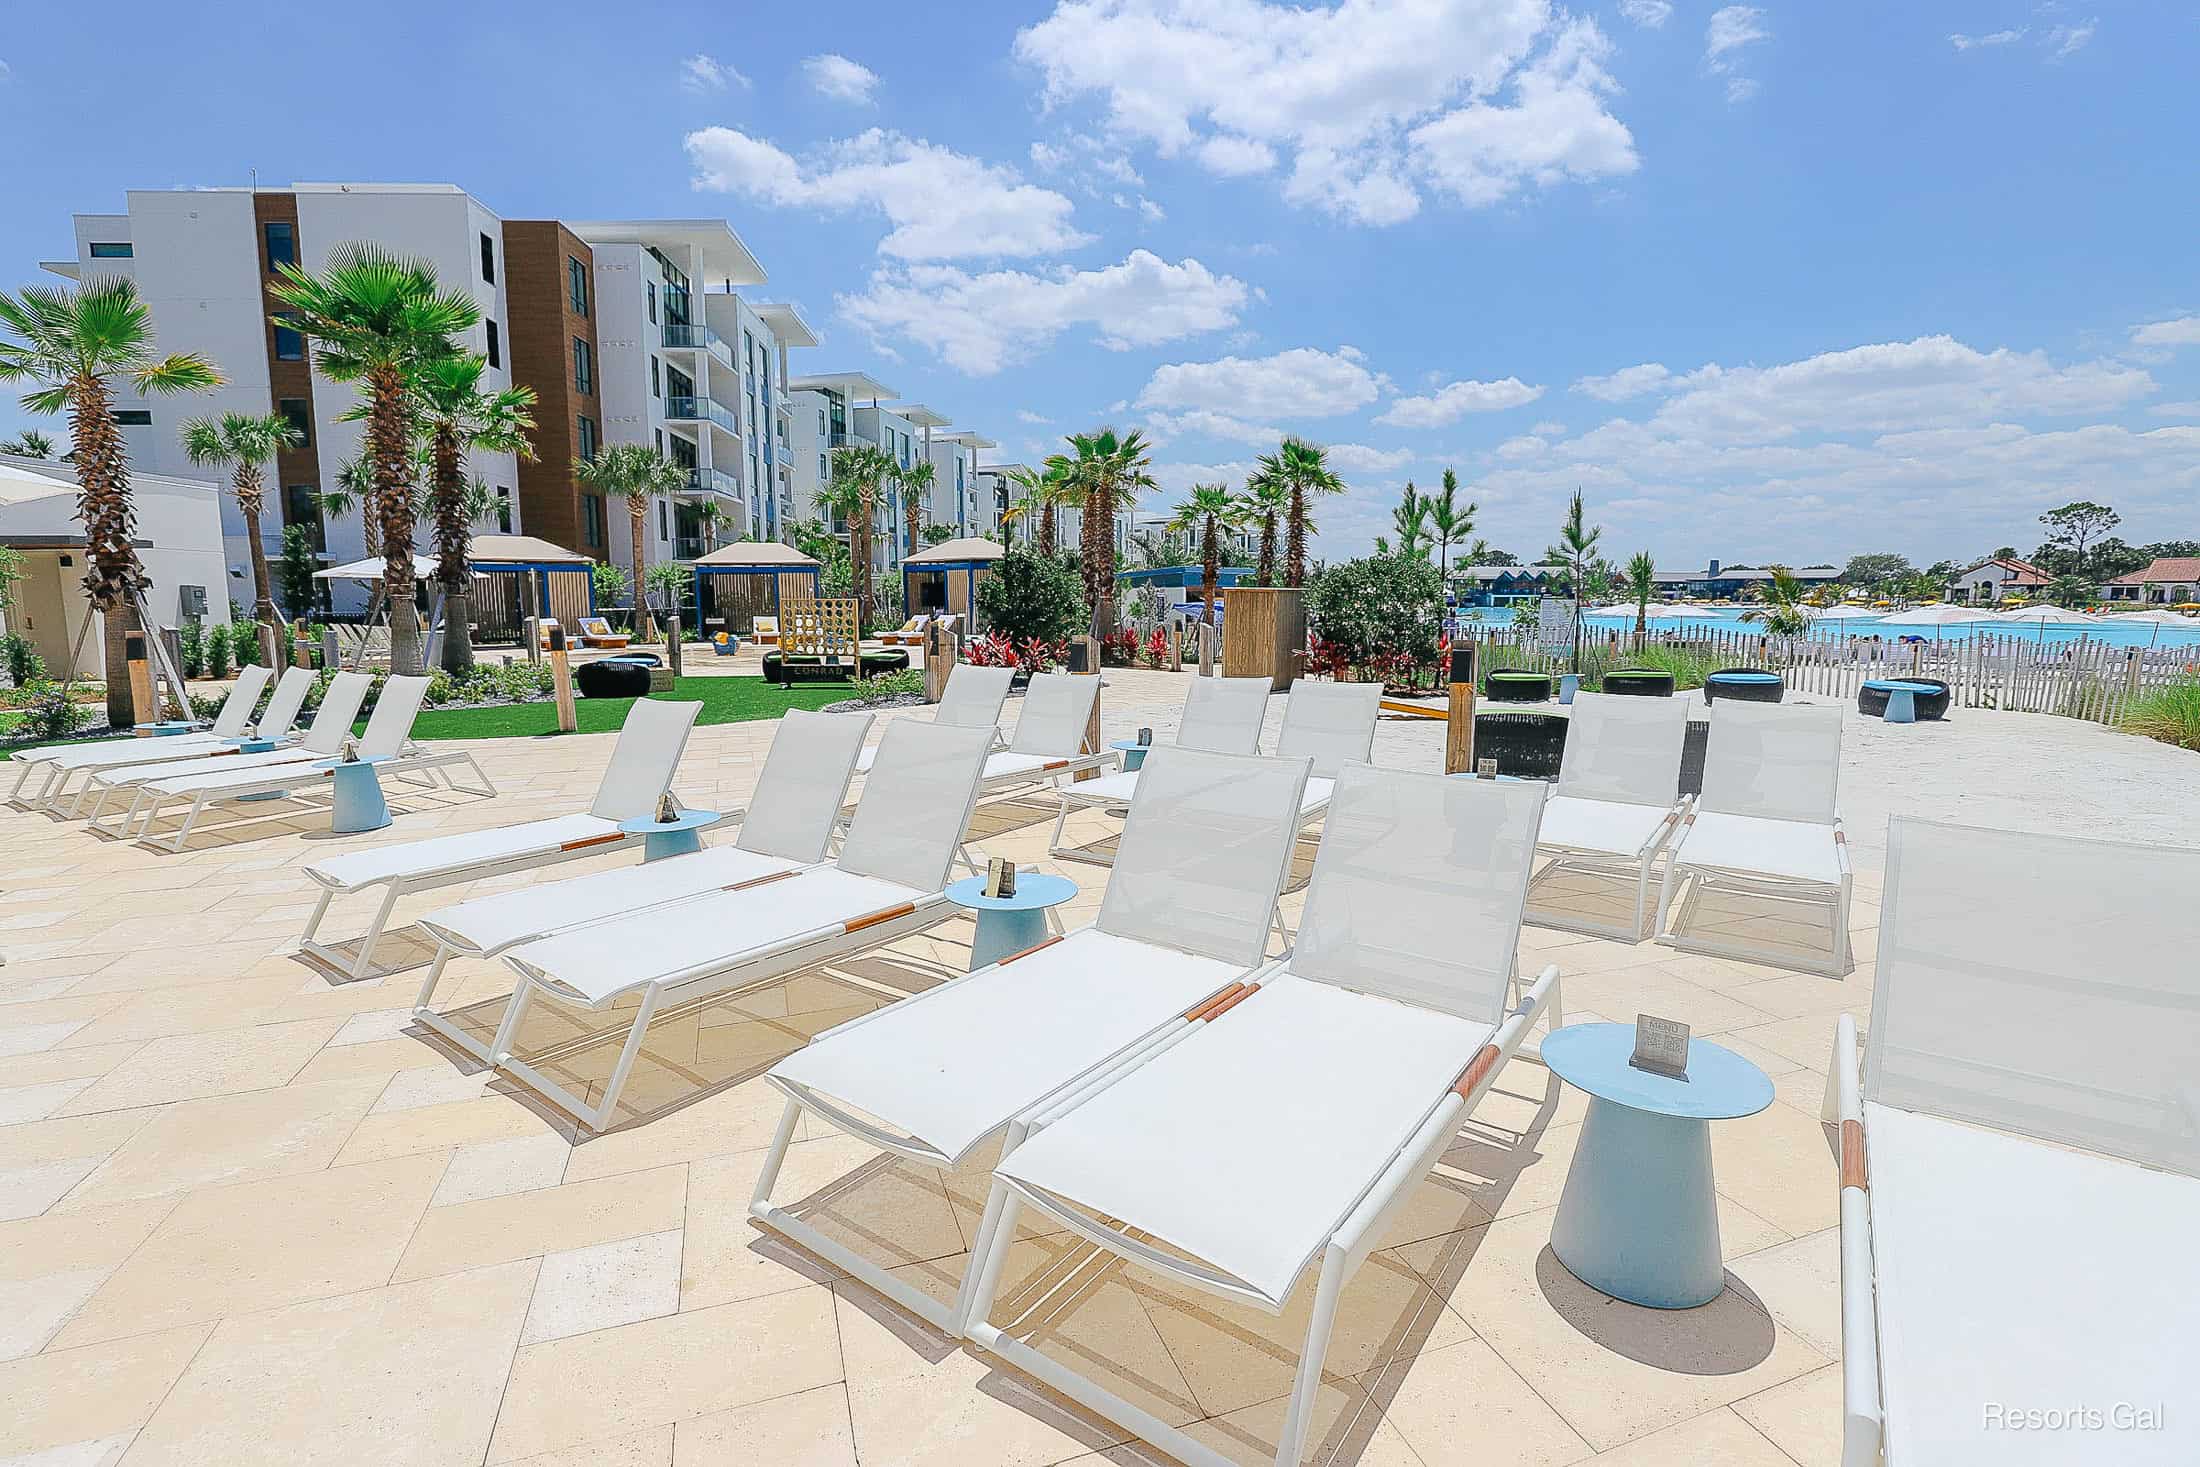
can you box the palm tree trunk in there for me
[904,494,920,565]
[239,497,279,668]
[367,363,423,675]
[854,487,875,627]
[66,373,148,727]
[1258,514,1277,587]
[430,429,475,675]
[629,500,652,643]
[1285,489,1307,588]
[1039,506,1057,557]
[1200,517,1218,627]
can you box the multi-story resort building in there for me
[41,183,990,603]
[785,374,1000,568]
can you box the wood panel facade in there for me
[502,222,599,556]
[251,192,323,541]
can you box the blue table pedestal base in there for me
[1550,1095,1725,1309]
[969,906,1052,971]
[328,762,391,835]
[642,828,704,862]
[1882,688,1917,723]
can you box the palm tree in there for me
[1053,427,1153,632]
[1741,565,1814,636]
[1271,437,1343,587]
[0,278,222,726]
[1544,488,1603,672]
[1,428,56,458]
[894,458,935,564]
[1236,468,1289,587]
[181,411,301,668]
[411,353,536,672]
[825,443,895,626]
[1167,484,1240,628]
[1427,469,1475,602]
[1624,550,1657,644]
[317,458,378,556]
[1390,482,1430,560]
[575,443,683,642]
[271,245,478,675]
[691,497,728,552]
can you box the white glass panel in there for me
[836,721,995,891]
[587,698,704,821]
[1865,817,2200,1177]
[1558,693,1689,808]
[735,709,870,862]
[1277,680,1382,778]
[1698,701,1842,824]
[1293,765,1545,1025]
[1099,747,1312,969]
[1008,672,1099,755]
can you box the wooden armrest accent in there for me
[725,870,799,893]
[844,902,916,934]
[1182,984,1246,1022]
[558,832,626,853]
[1199,984,1258,1023]
[1839,1117,1868,1191]
[997,934,1063,965]
[1041,760,1070,771]
[1450,1043,1502,1100]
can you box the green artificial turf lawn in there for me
[400,675,856,740]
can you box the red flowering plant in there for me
[1143,626,1169,668]
[1100,629,1140,666]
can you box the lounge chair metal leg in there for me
[350,884,404,980]
[959,1179,1027,1339]
[165,797,203,853]
[1046,797,1073,858]
[488,976,536,1065]
[299,889,335,950]
[584,985,662,1133]
[949,1118,1032,1335]
[1275,1245,1348,1467]
[749,1099,802,1210]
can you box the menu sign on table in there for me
[1631,1014,1691,1080]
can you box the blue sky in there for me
[4,1,2196,567]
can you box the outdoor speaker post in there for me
[1167,623,1182,672]
[547,623,577,734]
[923,618,958,702]
[1197,621,1216,677]
[666,613,684,679]
[522,572,542,664]
[1445,641,1478,775]
[124,629,156,727]
[1069,635,1102,783]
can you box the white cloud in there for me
[1324,442,1419,472]
[1618,0,1672,27]
[1531,419,1565,435]
[0,60,11,82]
[1374,376,1544,427]
[1146,410,1285,446]
[2131,316,2200,349]
[2044,19,2096,59]
[1017,409,1054,424]
[1015,0,1637,225]
[2150,401,2200,418]
[1704,6,1769,102]
[803,53,879,104]
[1949,28,2026,51]
[840,251,1252,374]
[1136,347,1384,419]
[680,54,748,92]
[1573,362,1673,400]
[685,127,1089,261]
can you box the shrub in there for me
[423,669,460,706]
[850,668,927,704]
[178,620,205,679]
[1618,643,1722,690]
[1305,554,1443,683]
[205,622,233,680]
[1,631,43,688]
[974,548,1088,646]
[18,679,91,740]
[591,561,631,610]
[2122,679,2200,751]
[230,617,263,667]
[277,525,321,620]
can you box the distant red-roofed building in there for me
[2105,557,2200,604]
[1948,556,2054,604]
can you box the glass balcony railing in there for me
[665,395,740,435]
[684,466,741,498]
[661,323,733,367]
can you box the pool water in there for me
[1449,607,2200,652]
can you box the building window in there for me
[654,429,663,455]
[573,338,593,396]
[89,241,134,259]
[272,314,304,361]
[495,486,513,533]
[277,398,311,446]
[567,257,589,316]
[263,221,295,270]
[818,453,828,482]
[576,415,598,461]
[283,485,325,547]
[817,410,827,437]
[479,232,496,284]
[485,319,500,369]
[650,357,660,398]
[657,500,668,540]
[647,282,656,324]
[581,493,605,547]
[115,409,153,426]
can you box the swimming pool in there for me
[1449,607,2200,651]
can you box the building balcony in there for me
[683,466,742,499]
[665,395,740,437]
[674,536,710,560]
[662,323,734,369]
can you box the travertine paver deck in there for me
[3,666,2191,1465]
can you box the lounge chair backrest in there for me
[254,667,317,740]
[1175,676,1272,755]
[299,672,374,755]
[586,698,704,821]
[1276,679,1383,777]
[753,616,778,636]
[835,721,995,891]
[1557,693,1689,807]
[210,664,273,739]
[580,617,613,636]
[1098,747,1312,970]
[1698,701,1842,824]
[1866,818,2200,1179]
[1008,672,1100,755]
[933,664,1014,732]
[735,709,872,862]
[357,675,431,758]
[1293,764,1546,1026]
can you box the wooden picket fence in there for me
[1453,624,2200,730]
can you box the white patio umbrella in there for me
[312,553,443,582]
[1871,605,1992,637]
[1809,604,1885,621]
[2104,608,2198,648]
[1999,604,2099,624]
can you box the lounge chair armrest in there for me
[1828,1013,1882,1467]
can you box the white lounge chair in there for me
[1045,674,1273,864]
[963,766,1562,1467]
[81,670,375,833]
[296,697,706,981]
[852,662,1012,774]
[1656,699,1852,975]
[1526,692,1691,940]
[754,744,1314,1333]
[126,675,492,852]
[972,671,1112,800]
[1276,678,1384,827]
[1824,818,2200,1467]
[487,719,996,1131]
[407,707,870,1060]
[19,666,307,814]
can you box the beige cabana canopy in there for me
[903,536,1005,565]
[692,541,821,569]
[467,534,591,566]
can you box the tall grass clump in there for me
[2122,679,2200,751]
[1620,643,1723,690]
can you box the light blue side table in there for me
[944,873,1077,971]
[138,721,195,737]
[1541,1022,1773,1309]
[313,755,395,835]
[1863,678,1939,724]
[618,809,723,861]
[1109,739,1155,772]
[233,737,286,799]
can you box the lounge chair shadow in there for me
[1530,1247,1778,1375]
[291,924,442,985]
